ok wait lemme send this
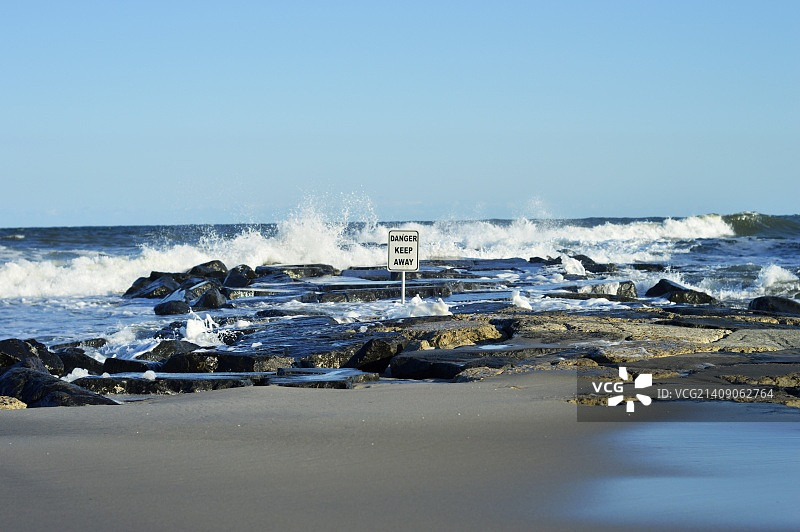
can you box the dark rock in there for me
[103,357,160,374]
[124,272,191,298]
[183,279,222,301]
[153,321,186,339]
[0,338,64,376]
[749,296,800,316]
[344,338,405,373]
[188,260,228,281]
[254,308,325,319]
[390,351,525,380]
[630,263,666,272]
[55,347,105,375]
[645,279,716,305]
[217,353,295,372]
[0,357,117,407]
[645,279,688,297]
[530,256,562,266]
[139,340,201,362]
[667,290,717,305]
[193,288,228,310]
[468,258,531,271]
[255,264,339,279]
[161,351,220,373]
[76,375,254,395]
[304,284,454,304]
[271,367,379,389]
[617,281,638,299]
[51,338,108,350]
[571,254,618,274]
[223,264,256,288]
[154,300,191,316]
[127,275,181,299]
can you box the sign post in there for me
[387,229,419,304]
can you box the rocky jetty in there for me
[4,254,800,411]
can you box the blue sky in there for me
[2,1,798,227]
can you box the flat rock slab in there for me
[713,329,800,352]
[390,338,580,380]
[75,368,379,394]
[76,374,256,395]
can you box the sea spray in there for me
[0,211,741,299]
[182,312,225,346]
[385,296,452,318]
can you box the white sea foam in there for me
[182,313,224,346]
[0,211,737,299]
[62,367,90,383]
[510,290,532,310]
[755,265,800,294]
[385,295,452,318]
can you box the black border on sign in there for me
[387,229,420,272]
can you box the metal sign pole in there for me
[401,271,406,305]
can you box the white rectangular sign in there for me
[387,230,419,272]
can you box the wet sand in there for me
[2,371,626,531]
[5,369,799,531]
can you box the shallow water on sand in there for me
[573,406,800,530]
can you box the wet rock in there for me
[76,374,255,395]
[223,264,256,288]
[299,346,362,369]
[55,347,105,375]
[138,340,201,362]
[192,287,228,310]
[154,300,191,316]
[397,319,507,350]
[103,357,161,374]
[749,296,800,316]
[344,338,405,373]
[577,281,637,299]
[645,279,688,298]
[123,272,190,298]
[0,357,117,407]
[270,367,379,389]
[629,263,666,272]
[645,279,716,305]
[255,264,339,279]
[571,254,618,274]
[51,338,108,350]
[161,351,220,373]
[390,351,528,380]
[529,256,562,266]
[188,260,228,281]
[667,290,716,305]
[617,281,638,299]
[183,279,222,301]
[0,338,64,376]
[217,353,295,372]
[126,275,181,299]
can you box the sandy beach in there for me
[5,361,800,531]
[1,371,621,531]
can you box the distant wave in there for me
[722,212,800,238]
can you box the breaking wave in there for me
[0,209,794,300]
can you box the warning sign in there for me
[387,230,419,272]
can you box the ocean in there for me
[1,210,799,362]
